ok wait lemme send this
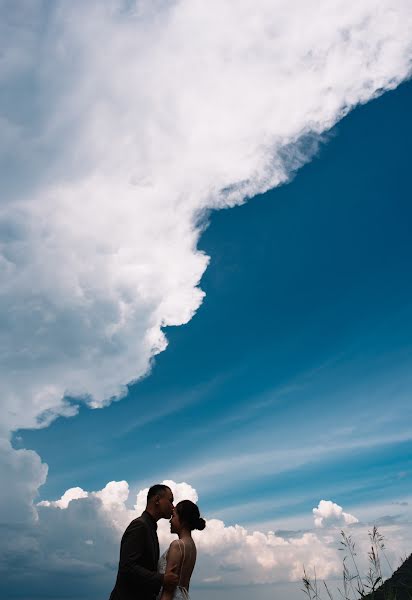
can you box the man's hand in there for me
[163,567,179,590]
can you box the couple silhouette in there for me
[109,484,206,600]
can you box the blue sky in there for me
[18,76,412,528]
[1,2,412,600]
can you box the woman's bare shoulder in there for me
[168,539,183,554]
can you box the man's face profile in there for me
[157,487,174,519]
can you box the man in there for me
[109,484,178,600]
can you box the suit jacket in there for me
[109,511,163,600]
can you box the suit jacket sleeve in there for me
[118,520,163,593]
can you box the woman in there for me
[158,500,206,600]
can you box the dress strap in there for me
[177,540,186,587]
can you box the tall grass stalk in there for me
[302,527,400,600]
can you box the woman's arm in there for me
[160,541,182,600]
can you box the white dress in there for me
[157,543,191,600]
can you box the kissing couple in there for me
[109,484,206,600]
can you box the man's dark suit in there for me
[109,511,163,600]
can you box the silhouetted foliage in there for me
[302,528,412,600]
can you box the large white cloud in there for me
[1,0,411,433]
[1,478,411,600]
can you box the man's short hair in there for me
[147,484,170,501]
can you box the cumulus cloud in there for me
[1,478,411,600]
[0,479,340,598]
[0,437,47,525]
[313,499,359,528]
[1,0,412,434]
[38,486,89,509]
[195,518,340,583]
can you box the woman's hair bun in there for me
[175,500,206,531]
